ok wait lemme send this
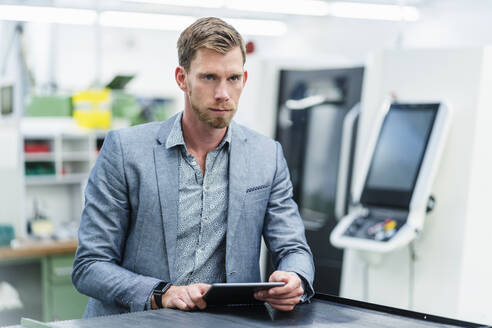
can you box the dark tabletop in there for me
[24,296,487,328]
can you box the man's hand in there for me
[254,271,304,311]
[152,284,211,311]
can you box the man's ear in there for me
[175,66,187,91]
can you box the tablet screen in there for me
[203,282,285,306]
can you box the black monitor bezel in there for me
[360,103,440,209]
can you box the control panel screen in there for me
[361,104,438,208]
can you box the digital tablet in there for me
[203,282,285,306]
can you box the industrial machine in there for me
[272,66,364,295]
[330,101,452,252]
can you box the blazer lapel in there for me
[153,116,179,282]
[226,122,248,259]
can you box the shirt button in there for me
[204,186,209,191]
[196,248,202,254]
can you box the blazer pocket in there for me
[246,185,270,202]
[246,184,270,193]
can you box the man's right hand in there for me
[153,284,211,311]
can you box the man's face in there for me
[180,47,247,129]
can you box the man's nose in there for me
[214,81,230,102]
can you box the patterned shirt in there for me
[165,112,230,285]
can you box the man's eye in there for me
[205,75,214,80]
[230,76,239,81]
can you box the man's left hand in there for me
[253,271,304,311]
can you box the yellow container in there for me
[72,89,112,129]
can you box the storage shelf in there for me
[24,153,56,162]
[59,174,89,183]
[22,130,104,255]
[61,152,91,161]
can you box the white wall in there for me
[457,47,492,324]
[404,0,492,48]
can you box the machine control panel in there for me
[343,211,407,242]
[330,102,451,252]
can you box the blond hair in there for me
[177,17,246,71]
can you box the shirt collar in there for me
[165,111,232,150]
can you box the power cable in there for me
[408,240,417,310]
[363,261,369,301]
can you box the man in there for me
[72,17,314,317]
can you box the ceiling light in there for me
[226,0,330,16]
[0,5,97,25]
[99,11,287,36]
[225,18,287,36]
[328,2,419,21]
[119,0,226,8]
[0,4,287,36]
[99,11,196,31]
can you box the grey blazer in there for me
[72,114,315,318]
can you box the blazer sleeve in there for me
[262,141,315,301]
[72,130,161,313]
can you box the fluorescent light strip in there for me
[225,18,287,36]
[99,11,196,31]
[0,5,97,25]
[100,12,287,36]
[120,0,329,16]
[119,0,226,9]
[0,5,287,36]
[329,2,419,21]
[118,0,419,21]
[226,0,330,16]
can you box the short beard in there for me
[189,92,234,129]
[191,104,230,129]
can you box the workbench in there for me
[0,240,88,326]
[8,294,490,328]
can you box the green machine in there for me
[25,95,72,117]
